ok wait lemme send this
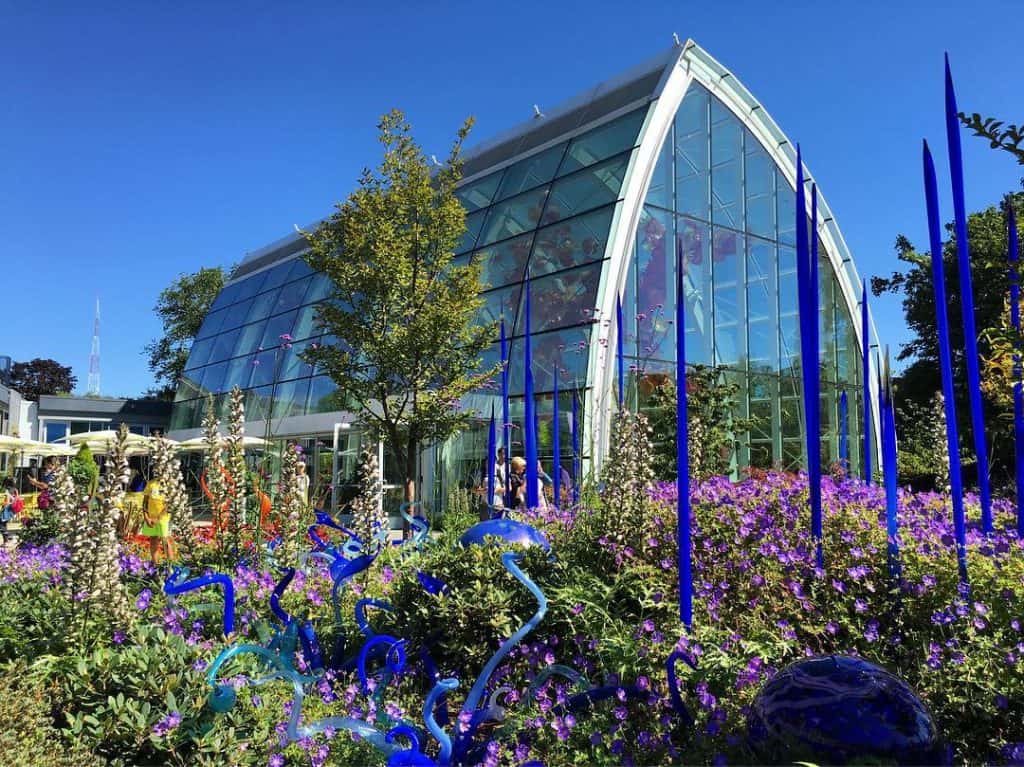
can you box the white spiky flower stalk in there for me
[350,446,384,550]
[153,435,197,561]
[277,442,307,565]
[202,395,230,533]
[224,387,248,545]
[599,409,655,547]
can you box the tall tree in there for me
[873,192,1024,485]
[10,358,76,401]
[303,110,495,504]
[145,266,226,399]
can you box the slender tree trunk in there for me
[403,441,417,538]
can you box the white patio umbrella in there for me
[175,435,271,453]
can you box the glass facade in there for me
[622,82,863,473]
[170,50,874,503]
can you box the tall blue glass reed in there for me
[571,390,580,506]
[1008,204,1024,537]
[524,279,539,508]
[880,355,901,580]
[839,390,848,477]
[945,54,993,535]
[924,139,969,582]
[552,368,561,508]
[616,293,625,411]
[862,280,872,485]
[676,217,692,629]
[500,319,510,506]
[487,404,496,516]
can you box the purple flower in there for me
[152,710,182,737]
[135,589,153,611]
[112,630,126,644]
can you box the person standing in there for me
[140,478,175,563]
[296,462,310,505]
[0,478,18,546]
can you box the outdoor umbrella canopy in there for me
[175,435,270,452]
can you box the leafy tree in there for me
[144,266,226,399]
[644,366,758,480]
[874,192,1024,487]
[959,112,1024,166]
[303,110,495,504]
[9,358,76,401]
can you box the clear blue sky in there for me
[1,0,1020,397]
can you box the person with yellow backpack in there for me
[140,478,175,562]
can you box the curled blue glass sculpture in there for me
[746,655,947,765]
[459,518,550,552]
[164,567,235,636]
[399,502,431,549]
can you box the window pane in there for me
[279,338,317,381]
[456,209,487,254]
[679,217,712,365]
[302,273,334,305]
[186,336,216,370]
[248,288,280,324]
[284,258,313,283]
[307,376,339,413]
[476,233,533,289]
[257,261,294,294]
[273,378,312,419]
[233,320,267,359]
[494,143,566,201]
[209,281,243,312]
[200,361,228,394]
[507,325,593,394]
[456,171,503,212]
[209,327,242,365]
[745,141,775,239]
[529,205,613,278]
[646,135,673,211]
[245,386,274,422]
[545,154,628,223]
[274,275,312,314]
[292,303,320,341]
[777,168,796,245]
[223,356,251,391]
[479,284,522,331]
[516,260,604,335]
[231,271,269,302]
[477,187,550,248]
[196,308,228,340]
[635,207,675,361]
[559,108,645,175]
[262,310,298,349]
[221,297,254,331]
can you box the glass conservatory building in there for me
[170,40,881,512]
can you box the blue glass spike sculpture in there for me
[524,278,539,508]
[923,139,969,583]
[552,368,561,508]
[862,280,873,484]
[1008,203,1024,538]
[487,404,496,516]
[571,389,580,506]
[675,218,692,629]
[945,54,993,535]
[839,390,849,477]
[459,518,551,552]
[164,567,235,636]
[746,655,947,765]
[616,292,625,410]
[879,352,901,581]
[501,318,511,507]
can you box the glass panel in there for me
[507,325,593,394]
[675,85,710,221]
[231,271,269,302]
[279,338,317,381]
[196,308,228,340]
[646,134,673,211]
[777,168,796,245]
[274,275,313,314]
[257,261,294,294]
[516,260,604,335]
[284,258,313,283]
[248,288,281,324]
[475,233,533,289]
[248,348,280,388]
[456,171,503,213]
[477,187,549,248]
[478,284,522,331]
[307,376,339,414]
[200,361,228,394]
[529,205,613,278]
[494,143,566,201]
[262,310,298,348]
[223,356,251,391]
[745,139,775,239]
[233,320,267,359]
[273,378,312,419]
[186,336,216,370]
[302,273,334,305]
[209,280,243,312]
[209,327,242,365]
[456,209,487,255]
[292,303,320,341]
[545,154,628,223]
[559,108,645,175]
[245,386,274,423]
[221,297,254,331]
[635,207,675,361]
[678,217,712,365]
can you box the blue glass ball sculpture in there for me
[747,655,947,765]
[459,518,550,552]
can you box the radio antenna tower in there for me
[87,296,101,396]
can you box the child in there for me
[140,478,176,563]
[0,477,18,545]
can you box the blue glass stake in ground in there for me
[500,318,511,506]
[676,225,691,629]
[923,139,968,583]
[616,293,625,410]
[1009,204,1024,538]
[862,280,872,484]
[945,54,992,535]
[552,367,561,508]
[523,278,539,508]
[879,353,901,580]
[839,390,848,477]
[571,390,580,506]
[486,404,496,515]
